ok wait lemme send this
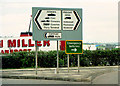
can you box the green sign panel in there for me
[65,40,83,54]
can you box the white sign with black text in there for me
[34,10,61,30]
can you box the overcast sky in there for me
[0,0,119,43]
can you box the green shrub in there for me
[1,48,120,69]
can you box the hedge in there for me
[1,48,120,69]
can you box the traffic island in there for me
[1,66,118,82]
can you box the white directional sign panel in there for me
[63,10,81,30]
[32,7,82,41]
[34,10,61,30]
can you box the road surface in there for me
[2,78,90,84]
[92,71,118,84]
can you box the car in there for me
[48,14,56,16]
[45,17,49,19]
[41,20,46,22]
[41,20,50,22]
[43,23,50,25]
[46,20,50,22]
[65,17,71,19]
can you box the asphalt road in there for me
[92,71,118,84]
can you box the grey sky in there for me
[0,0,118,43]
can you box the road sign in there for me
[63,10,80,30]
[32,7,82,41]
[34,10,61,30]
[44,32,61,39]
[65,40,83,54]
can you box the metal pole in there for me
[57,40,59,73]
[67,54,69,73]
[35,40,38,75]
[78,54,80,73]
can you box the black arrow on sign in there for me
[73,11,80,30]
[34,10,42,30]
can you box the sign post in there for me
[32,7,82,74]
[67,54,69,73]
[57,40,59,73]
[78,54,80,73]
[35,40,38,75]
[65,40,83,73]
